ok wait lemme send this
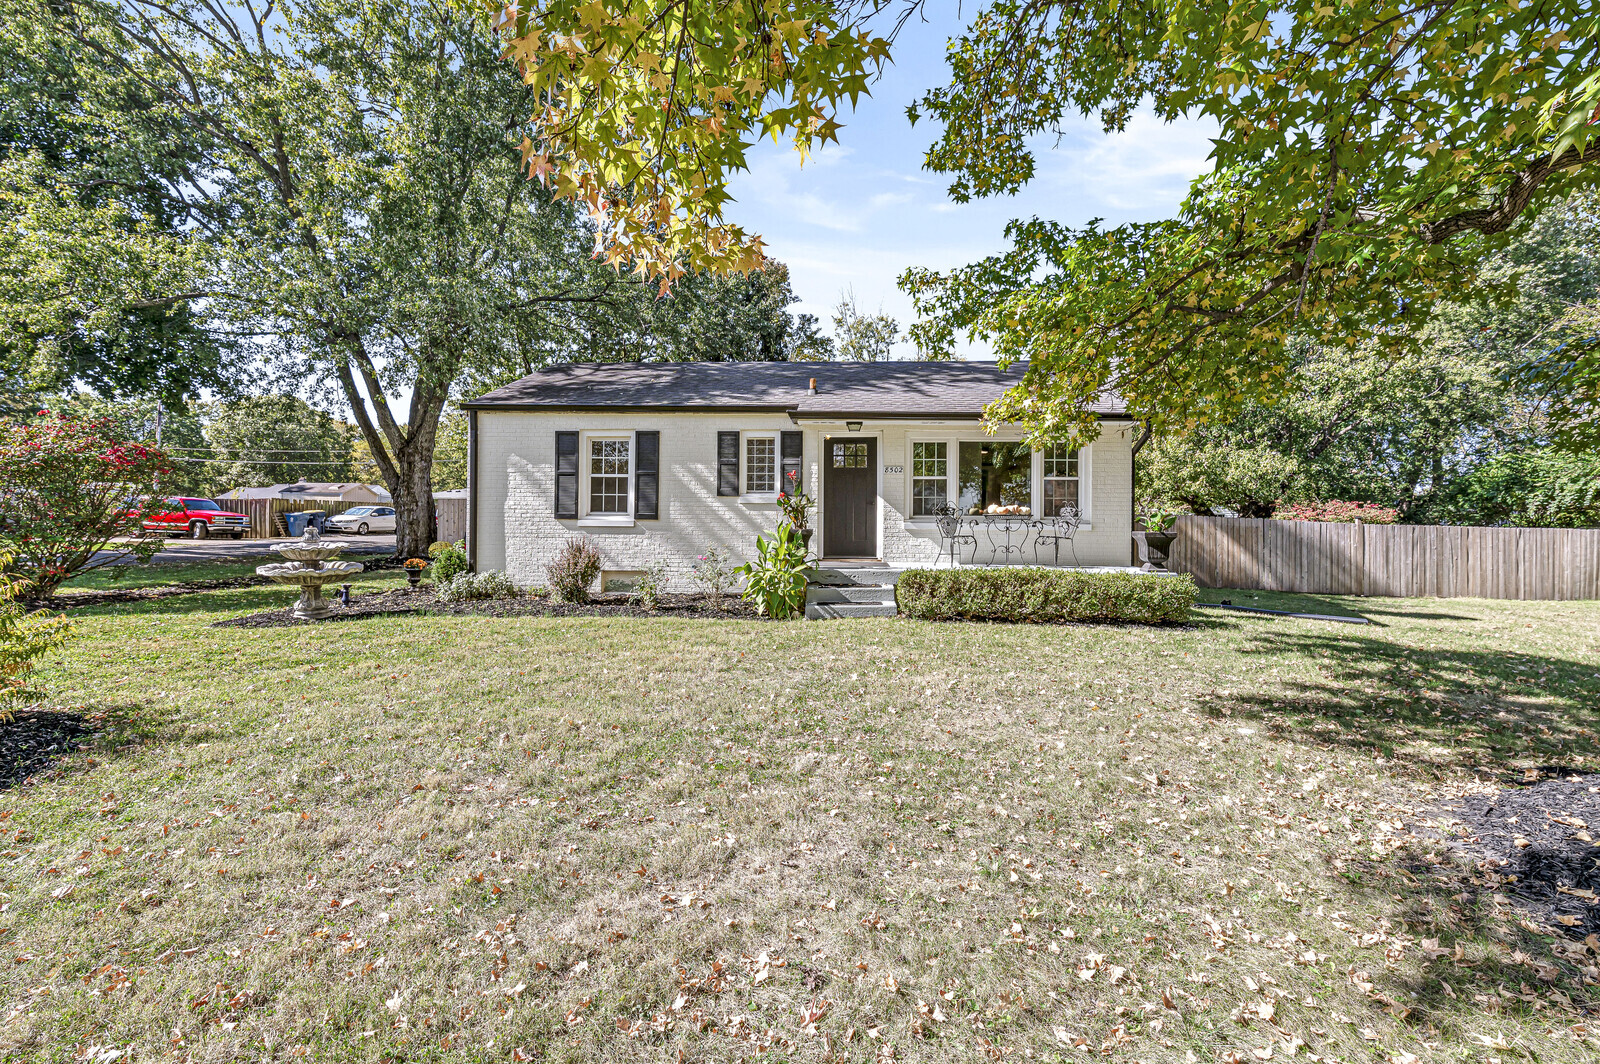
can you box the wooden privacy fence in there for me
[1168,516,1600,600]
[210,498,369,539]
[434,498,466,546]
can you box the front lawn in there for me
[2,586,1597,1062]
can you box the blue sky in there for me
[722,10,1219,358]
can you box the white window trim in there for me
[1035,443,1092,527]
[900,437,1093,529]
[578,431,634,526]
[908,439,952,519]
[741,431,780,503]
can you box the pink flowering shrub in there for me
[1275,501,1401,524]
[0,412,173,599]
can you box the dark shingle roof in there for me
[461,361,1125,419]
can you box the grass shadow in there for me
[1194,626,1598,775]
[1196,587,1477,622]
[1,699,225,793]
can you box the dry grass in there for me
[1,583,1597,1063]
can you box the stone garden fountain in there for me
[256,526,364,620]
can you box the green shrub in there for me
[0,555,73,721]
[630,558,671,611]
[896,568,1194,624]
[428,540,469,583]
[735,523,811,619]
[436,569,517,604]
[546,537,602,603]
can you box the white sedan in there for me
[326,505,397,535]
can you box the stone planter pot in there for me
[799,529,814,555]
[1131,530,1177,572]
[407,570,422,588]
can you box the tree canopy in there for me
[202,396,355,493]
[1137,192,1600,525]
[488,1,1600,441]
[486,0,891,283]
[0,2,232,404]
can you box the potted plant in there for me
[776,470,815,554]
[403,557,428,587]
[1131,509,1178,571]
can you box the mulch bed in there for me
[1433,772,1600,937]
[212,588,765,628]
[0,709,97,790]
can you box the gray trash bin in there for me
[282,511,313,537]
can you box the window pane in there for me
[1043,479,1079,516]
[589,439,629,513]
[832,442,867,468]
[957,441,1031,512]
[746,437,776,493]
[1042,443,1078,478]
[911,441,946,479]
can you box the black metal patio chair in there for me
[933,505,977,567]
[1034,505,1082,566]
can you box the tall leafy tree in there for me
[1137,341,1506,519]
[203,396,354,492]
[48,0,664,555]
[50,0,837,554]
[644,262,826,362]
[0,0,232,405]
[829,290,899,362]
[1138,193,1600,522]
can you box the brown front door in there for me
[823,437,877,557]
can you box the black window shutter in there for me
[780,431,803,495]
[554,431,579,518]
[717,431,740,497]
[634,430,659,519]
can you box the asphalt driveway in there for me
[95,533,397,565]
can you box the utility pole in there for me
[155,399,163,448]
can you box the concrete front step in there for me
[806,583,897,605]
[810,566,904,587]
[804,601,899,620]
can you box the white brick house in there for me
[461,362,1136,590]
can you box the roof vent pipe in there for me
[808,377,817,394]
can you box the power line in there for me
[165,446,352,455]
[163,455,367,467]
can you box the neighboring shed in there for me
[220,481,393,505]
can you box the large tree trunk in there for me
[390,437,438,559]
[334,338,450,559]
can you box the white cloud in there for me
[726,102,1216,357]
[1034,110,1218,215]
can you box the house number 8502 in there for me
[883,465,904,474]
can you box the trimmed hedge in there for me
[896,567,1195,624]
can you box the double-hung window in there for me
[587,436,631,515]
[1041,443,1080,517]
[745,434,777,495]
[910,442,948,516]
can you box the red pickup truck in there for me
[133,497,251,539]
